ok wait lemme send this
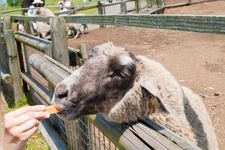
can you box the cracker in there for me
[45,105,61,114]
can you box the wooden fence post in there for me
[50,17,69,67]
[4,30,23,101]
[49,16,69,99]
[0,19,3,90]
[23,20,32,35]
[98,1,105,28]
[147,0,153,7]
[135,0,140,13]
[2,16,11,34]
[156,0,164,7]
[161,0,165,7]
[2,17,11,73]
[78,44,88,64]
[23,20,32,75]
[50,16,78,150]
[120,1,127,14]
[16,40,28,92]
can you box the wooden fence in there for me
[1,1,225,149]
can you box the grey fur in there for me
[52,42,218,150]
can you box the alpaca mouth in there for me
[57,110,80,120]
[56,105,84,120]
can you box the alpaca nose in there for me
[56,89,68,99]
[55,84,69,99]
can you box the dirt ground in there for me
[67,1,225,149]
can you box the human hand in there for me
[3,105,50,150]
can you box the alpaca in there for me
[51,42,218,150]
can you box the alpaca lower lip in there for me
[57,105,84,120]
[57,110,80,120]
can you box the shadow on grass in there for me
[1,81,33,109]
[1,81,15,108]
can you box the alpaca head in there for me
[51,43,168,121]
[51,44,137,120]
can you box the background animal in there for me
[52,42,218,150]
[36,7,88,39]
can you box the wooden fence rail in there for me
[11,14,225,35]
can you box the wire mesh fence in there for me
[62,117,119,150]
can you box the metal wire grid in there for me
[64,117,119,150]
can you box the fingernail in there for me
[45,112,50,118]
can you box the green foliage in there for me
[6,92,32,109]
[25,131,50,150]
[7,0,22,7]
[12,96,28,108]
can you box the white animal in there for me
[36,7,88,39]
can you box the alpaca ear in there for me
[109,54,136,78]
[140,79,170,113]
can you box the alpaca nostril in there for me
[56,89,68,99]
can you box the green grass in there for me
[25,131,50,150]
[0,0,99,16]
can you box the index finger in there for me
[4,105,46,118]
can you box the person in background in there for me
[27,0,44,16]
[1,105,50,150]
[27,0,44,33]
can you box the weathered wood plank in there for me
[78,44,88,64]
[2,16,11,35]
[88,115,195,150]
[50,17,69,67]
[44,55,73,74]
[16,39,28,92]
[135,0,140,13]
[20,72,50,105]
[14,31,80,57]
[29,54,70,86]
[143,119,201,150]
[11,16,51,22]
[130,123,182,150]
[1,17,11,73]
[0,39,9,73]
[120,1,127,14]
[14,32,51,52]
[14,31,79,67]
[39,119,68,150]
[4,30,23,101]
